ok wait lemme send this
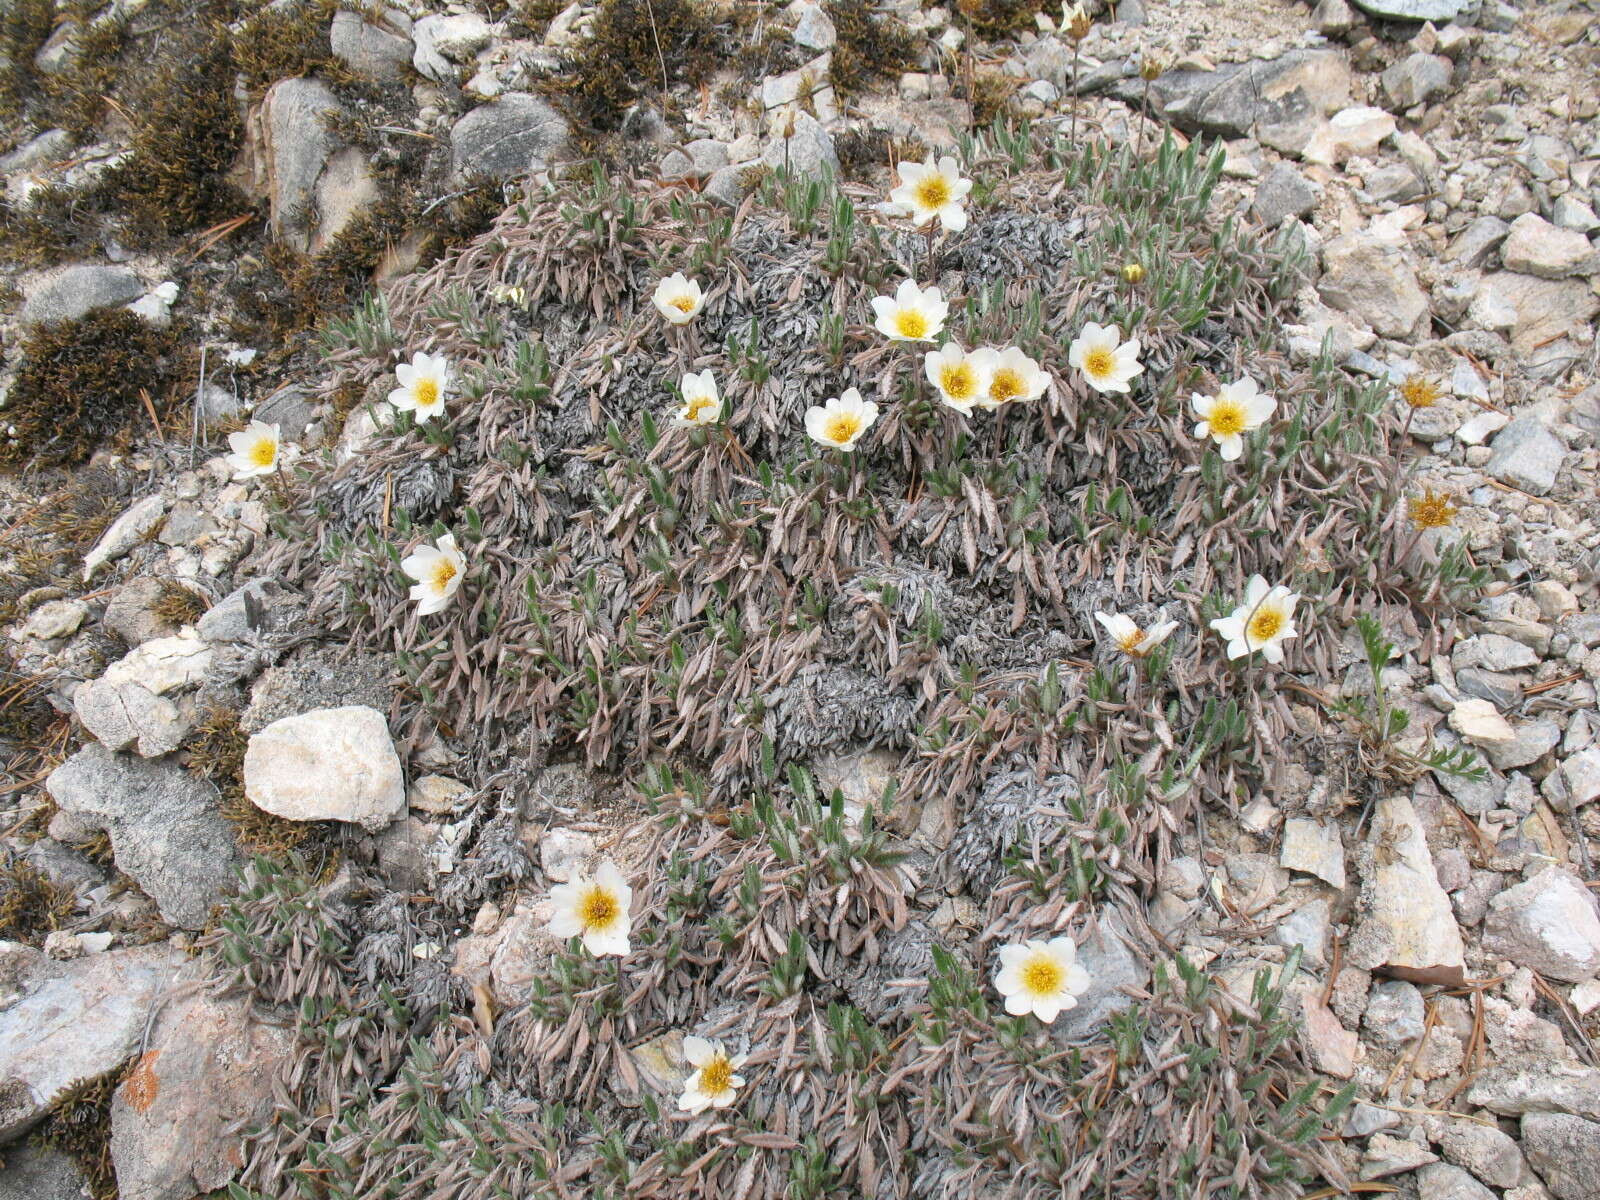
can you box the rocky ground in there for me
[2,0,1600,1197]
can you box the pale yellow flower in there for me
[805,387,879,452]
[678,1036,747,1114]
[1210,575,1301,664]
[995,937,1092,1023]
[888,155,973,232]
[1068,322,1143,394]
[652,273,705,324]
[871,280,948,344]
[548,860,633,957]
[400,533,466,616]
[225,419,280,480]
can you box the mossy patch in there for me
[0,0,57,122]
[105,25,247,237]
[233,0,363,95]
[953,0,1045,39]
[556,0,730,131]
[0,852,75,944]
[151,581,209,627]
[0,185,104,269]
[185,706,330,858]
[827,0,921,95]
[0,309,192,470]
[28,1070,120,1200]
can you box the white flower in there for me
[1191,377,1277,462]
[1209,575,1301,665]
[888,155,973,232]
[970,346,1050,409]
[1067,322,1144,394]
[805,387,879,452]
[400,532,466,617]
[674,370,722,427]
[871,279,948,343]
[388,351,452,424]
[652,272,705,324]
[548,859,633,957]
[225,420,280,480]
[1094,611,1178,657]
[994,937,1092,1023]
[924,342,990,414]
[678,1036,747,1114]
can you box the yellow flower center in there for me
[1247,608,1284,644]
[249,439,277,468]
[579,885,619,930]
[824,413,863,445]
[939,362,977,401]
[684,395,716,422]
[1399,376,1440,408]
[670,294,695,313]
[1118,628,1145,655]
[914,173,951,211]
[894,309,929,339]
[415,378,440,410]
[990,368,1025,403]
[1408,490,1457,530]
[1022,956,1063,996]
[1082,347,1115,379]
[698,1055,733,1094]
[1207,400,1246,437]
[430,559,458,592]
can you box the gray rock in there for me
[1445,215,1511,267]
[0,127,73,173]
[329,10,413,81]
[374,816,438,891]
[1351,0,1462,19]
[244,705,404,831]
[1361,1133,1438,1179]
[1416,1163,1495,1200]
[252,78,377,252]
[1438,1118,1529,1188]
[157,503,218,548]
[1319,231,1428,338]
[1552,194,1600,234]
[1470,271,1600,355]
[1301,105,1396,166]
[1347,796,1466,985]
[1364,979,1426,1046]
[1274,897,1331,965]
[195,578,303,644]
[19,264,144,326]
[1364,162,1426,203]
[1485,417,1566,496]
[704,161,754,207]
[1483,867,1600,982]
[1381,52,1453,109]
[1252,161,1318,226]
[1500,212,1600,280]
[761,110,838,178]
[253,381,318,440]
[1313,0,1359,33]
[791,1,836,50]
[242,647,394,731]
[1483,717,1560,770]
[103,577,184,646]
[1467,1064,1600,1120]
[412,12,491,81]
[1344,1101,1401,1137]
[1151,50,1350,152]
[1456,666,1522,709]
[0,1144,87,1200]
[1280,817,1345,887]
[1519,1113,1600,1200]
[74,679,190,758]
[45,743,239,929]
[109,981,296,1200]
[1051,910,1149,1040]
[0,942,180,1140]
[1552,747,1600,809]
[450,92,570,179]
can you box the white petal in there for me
[1219,434,1243,461]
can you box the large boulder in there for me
[244,705,405,831]
[0,942,181,1140]
[449,92,569,180]
[109,984,297,1200]
[241,78,379,252]
[45,743,239,929]
[19,264,144,326]
[1151,50,1350,153]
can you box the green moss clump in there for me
[0,310,190,470]
[0,186,102,268]
[952,0,1044,38]
[40,10,131,137]
[827,0,921,95]
[560,0,728,131]
[233,0,354,94]
[107,27,246,236]
[29,1071,120,1200]
[151,581,208,627]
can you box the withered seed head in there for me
[1408,489,1458,530]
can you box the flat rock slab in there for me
[0,942,181,1140]
[46,742,239,929]
[244,704,404,831]
[1347,796,1465,984]
[1466,1063,1600,1121]
[20,263,143,325]
[1483,867,1600,983]
[1051,910,1149,1041]
[110,981,296,1200]
[450,92,569,180]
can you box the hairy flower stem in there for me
[1136,77,1151,159]
[1070,43,1082,145]
[924,222,938,283]
[1387,405,1415,503]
